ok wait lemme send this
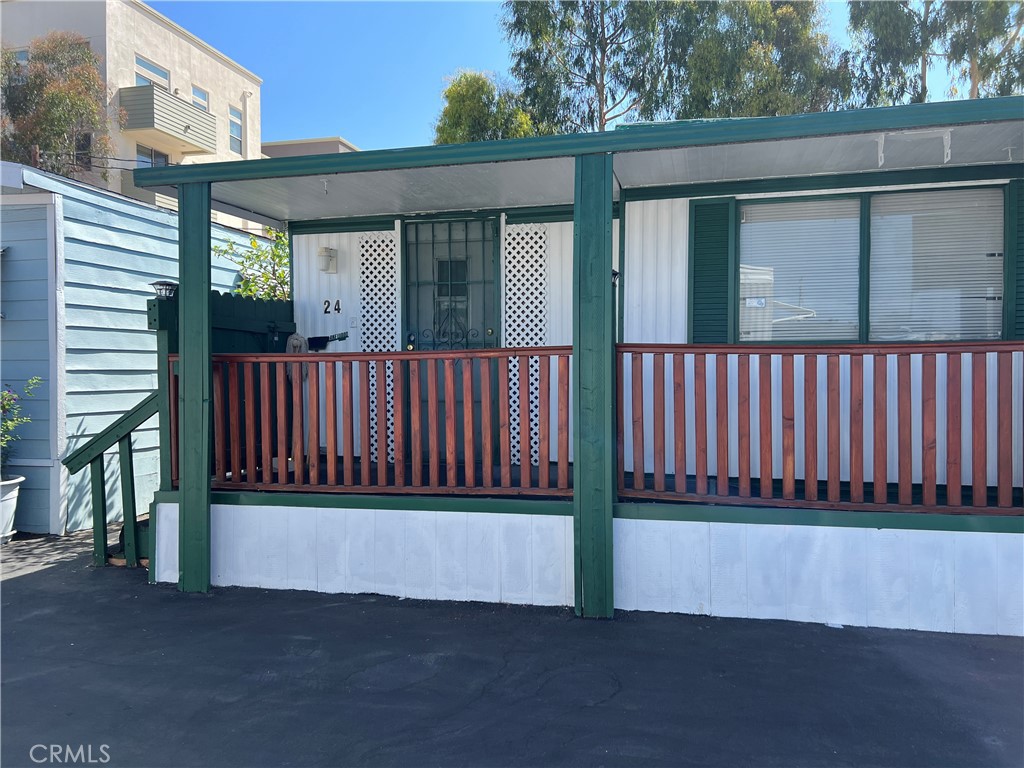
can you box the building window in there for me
[75,134,93,170]
[738,199,861,342]
[135,54,169,89]
[136,144,169,169]
[869,188,1004,341]
[192,85,209,112]
[228,105,243,154]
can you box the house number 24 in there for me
[323,299,342,314]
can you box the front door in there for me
[404,219,500,471]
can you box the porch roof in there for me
[134,97,1024,227]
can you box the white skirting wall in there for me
[613,518,1024,636]
[154,504,573,607]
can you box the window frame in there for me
[134,54,170,90]
[228,105,243,154]
[136,143,169,169]
[191,85,209,112]
[722,183,1012,345]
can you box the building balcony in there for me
[118,84,217,155]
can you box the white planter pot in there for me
[1,475,24,542]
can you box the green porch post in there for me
[572,153,616,618]
[177,182,212,592]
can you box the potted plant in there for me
[1,377,41,541]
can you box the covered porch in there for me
[135,97,1024,623]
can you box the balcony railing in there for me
[169,347,574,496]
[119,84,217,155]
[617,342,1023,514]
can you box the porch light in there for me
[149,280,178,299]
[318,246,337,274]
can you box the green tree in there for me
[503,0,680,132]
[1,32,117,177]
[668,1,853,119]
[850,1,1023,105]
[213,228,290,301]
[434,71,537,144]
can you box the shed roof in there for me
[134,97,1024,227]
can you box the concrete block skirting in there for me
[614,519,1024,636]
[154,504,574,607]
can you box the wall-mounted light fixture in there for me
[318,246,338,274]
[150,280,178,299]
[611,269,620,287]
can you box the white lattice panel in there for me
[503,223,548,466]
[359,233,399,462]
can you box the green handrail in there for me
[62,392,159,568]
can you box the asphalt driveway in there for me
[2,533,1022,768]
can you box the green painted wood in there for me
[1009,179,1023,340]
[119,436,138,568]
[572,153,616,619]
[134,97,1023,188]
[177,182,213,593]
[689,200,733,343]
[90,456,106,567]
[617,191,626,344]
[613,502,1024,534]
[62,393,159,475]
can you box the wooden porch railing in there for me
[169,347,573,496]
[617,342,1023,514]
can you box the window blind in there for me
[869,188,1004,341]
[738,199,860,342]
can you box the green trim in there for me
[613,502,1024,534]
[1004,181,1019,340]
[626,163,1022,203]
[688,197,734,343]
[147,499,158,584]
[859,193,871,343]
[90,456,106,567]
[135,97,1024,188]
[687,200,695,343]
[62,393,159,475]
[572,153,616,618]
[204,492,571,515]
[287,230,295,303]
[289,216,398,235]
[152,301,173,491]
[177,182,213,594]
[288,205,622,233]
[617,191,626,344]
[727,198,738,343]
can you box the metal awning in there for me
[134,97,1024,227]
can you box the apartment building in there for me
[1,0,262,213]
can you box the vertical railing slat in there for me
[537,355,549,490]
[480,359,493,488]
[694,354,708,495]
[946,353,962,507]
[213,362,226,482]
[972,352,988,507]
[325,362,337,486]
[758,355,773,500]
[308,361,320,486]
[804,355,818,502]
[873,355,887,504]
[342,361,355,486]
[119,436,137,568]
[498,357,512,488]
[672,353,687,495]
[377,360,388,487]
[244,363,256,483]
[781,354,795,501]
[393,360,406,488]
[557,355,570,490]
[897,354,912,506]
[653,353,666,493]
[427,358,440,488]
[169,360,179,486]
[518,354,531,489]
[715,353,729,496]
[631,353,645,491]
[827,355,840,503]
[616,352,625,492]
[921,354,937,507]
[409,360,422,487]
[849,355,864,504]
[276,363,287,485]
[462,358,476,488]
[446,357,458,488]
[90,455,106,567]
[738,354,751,498]
[292,362,305,486]
[997,351,1012,508]
[260,362,272,484]
[229,362,242,483]
[360,361,372,488]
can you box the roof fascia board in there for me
[135,96,1024,189]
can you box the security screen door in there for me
[404,219,499,467]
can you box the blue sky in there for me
[149,1,950,151]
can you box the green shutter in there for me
[1014,180,1024,340]
[689,200,733,343]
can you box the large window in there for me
[869,188,1004,341]
[135,54,169,90]
[738,199,861,341]
[228,106,243,154]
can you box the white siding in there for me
[622,198,688,343]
